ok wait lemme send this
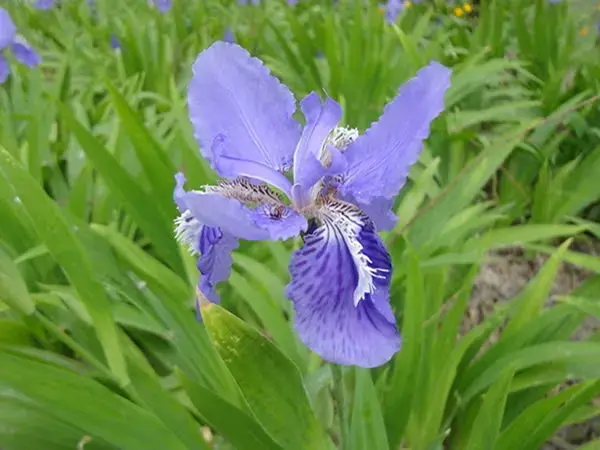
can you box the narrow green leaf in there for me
[0,351,187,450]
[464,367,515,450]
[0,146,128,385]
[350,368,389,450]
[125,359,210,450]
[0,249,35,315]
[502,239,570,337]
[104,79,176,219]
[59,106,183,273]
[179,371,284,450]
[384,249,424,448]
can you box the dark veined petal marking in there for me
[196,226,238,303]
[286,199,400,368]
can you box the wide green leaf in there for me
[201,302,331,450]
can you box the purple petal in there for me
[35,0,55,10]
[0,54,10,83]
[293,92,345,202]
[11,42,41,67]
[196,226,238,303]
[153,0,172,12]
[223,28,235,43]
[110,34,121,50]
[383,0,403,24]
[286,200,400,367]
[188,42,301,178]
[340,62,451,204]
[0,8,16,51]
[344,194,397,231]
[174,173,302,242]
[177,190,269,242]
[250,204,307,240]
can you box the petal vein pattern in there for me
[319,200,387,306]
[340,61,451,203]
[287,199,400,367]
[188,42,301,175]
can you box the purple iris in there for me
[110,34,121,50]
[382,0,403,23]
[0,8,41,83]
[223,28,235,43]
[150,0,172,12]
[35,0,55,9]
[175,42,451,368]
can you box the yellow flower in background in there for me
[403,0,412,7]
[463,3,472,13]
[579,27,589,37]
[453,7,464,17]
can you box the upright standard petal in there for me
[292,92,345,202]
[0,54,10,84]
[188,42,301,178]
[11,42,41,67]
[340,62,451,204]
[286,200,400,367]
[0,8,16,51]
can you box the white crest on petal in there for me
[174,209,201,255]
[318,198,388,306]
[327,126,359,151]
[319,126,359,168]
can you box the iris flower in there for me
[382,0,403,23]
[0,8,41,83]
[381,0,417,24]
[150,0,172,13]
[175,42,451,367]
[223,28,235,43]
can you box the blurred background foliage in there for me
[2,0,600,449]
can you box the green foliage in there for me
[1,0,600,449]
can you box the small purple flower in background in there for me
[174,42,450,367]
[150,0,172,13]
[110,34,120,50]
[0,8,41,83]
[35,0,55,9]
[223,28,235,43]
[381,0,417,23]
[382,0,403,23]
